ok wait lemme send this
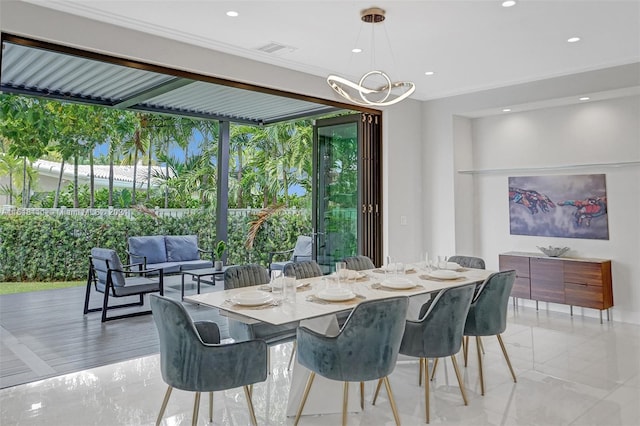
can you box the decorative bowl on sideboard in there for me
[537,246,570,257]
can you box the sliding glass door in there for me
[312,113,382,272]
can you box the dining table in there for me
[184,263,496,417]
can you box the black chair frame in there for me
[83,255,164,322]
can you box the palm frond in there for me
[245,203,285,249]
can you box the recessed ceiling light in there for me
[502,108,512,112]
[424,71,435,76]
[502,1,517,7]
[579,97,590,101]
[226,11,239,17]
[352,48,362,53]
[567,36,581,43]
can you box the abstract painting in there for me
[508,174,608,239]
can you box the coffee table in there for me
[180,266,229,300]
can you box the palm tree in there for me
[121,113,150,205]
[0,150,22,205]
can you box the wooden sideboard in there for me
[499,251,613,322]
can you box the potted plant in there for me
[214,240,226,271]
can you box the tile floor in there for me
[1,305,639,425]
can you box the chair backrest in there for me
[224,264,270,290]
[464,270,516,336]
[150,294,268,392]
[298,296,409,382]
[283,260,322,279]
[343,255,375,271]
[448,255,486,269]
[291,235,313,261]
[400,284,475,359]
[90,247,126,288]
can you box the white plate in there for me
[231,291,274,306]
[316,288,356,302]
[446,262,461,270]
[428,270,461,280]
[381,278,416,289]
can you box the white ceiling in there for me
[14,0,640,101]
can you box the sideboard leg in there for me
[599,310,603,324]
[570,305,573,316]
[607,308,611,322]
[535,301,539,311]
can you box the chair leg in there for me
[267,346,271,375]
[479,336,485,354]
[424,357,430,423]
[419,357,423,386]
[156,385,172,426]
[342,382,349,426]
[209,391,213,423]
[192,392,201,426]
[476,336,485,396]
[288,341,297,370]
[497,334,517,383]
[244,385,258,426]
[372,378,383,405]
[101,285,111,323]
[383,377,402,426]
[464,336,469,367]
[430,358,438,381]
[83,271,93,315]
[450,355,468,405]
[360,381,364,410]
[294,372,315,426]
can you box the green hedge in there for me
[0,210,311,282]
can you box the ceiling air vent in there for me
[256,42,296,55]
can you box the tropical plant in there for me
[214,240,226,261]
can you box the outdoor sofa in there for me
[127,235,213,274]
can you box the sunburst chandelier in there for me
[327,7,415,107]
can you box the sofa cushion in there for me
[91,247,126,288]
[179,259,214,271]
[147,262,181,275]
[166,235,200,262]
[128,236,167,264]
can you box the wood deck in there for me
[0,276,227,389]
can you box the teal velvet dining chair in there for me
[463,269,517,395]
[294,296,409,426]
[342,255,375,271]
[283,260,323,279]
[383,284,475,423]
[448,255,486,269]
[150,294,267,426]
[224,264,299,371]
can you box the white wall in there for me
[383,101,423,262]
[471,96,640,324]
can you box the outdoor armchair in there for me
[268,235,313,273]
[83,247,164,322]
